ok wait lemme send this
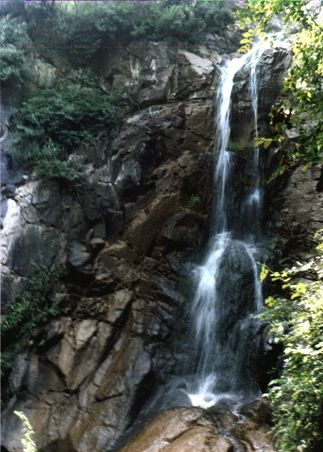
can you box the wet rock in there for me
[217,240,257,322]
[239,396,272,424]
[68,242,91,268]
[258,46,292,112]
[0,152,24,186]
[8,225,61,276]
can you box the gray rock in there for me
[28,57,57,87]
[8,225,62,276]
[68,241,91,267]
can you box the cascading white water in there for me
[245,44,269,240]
[188,42,269,408]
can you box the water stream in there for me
[187,42,269,408]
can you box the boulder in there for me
[120,402,276,452]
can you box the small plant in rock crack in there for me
[188,193,201,210]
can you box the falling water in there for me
[245,44,269,240]
[188,42,269,408]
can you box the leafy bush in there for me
[261,232,323,452]
[0,15,30,84]
[188,193,201,209]
[10,74,137,182]
[21,141,83,184]
[11,75,134,150]
[3,0,233,64]
[237,0,323,167]
[1,265,60,380]
[3,0,232,183]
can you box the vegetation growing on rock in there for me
[0,16,30,85]
[10,74,138,183]
[1,265,60,396]
[238,0,323,167]
[3,0,233,65]
[260,232,323,452]
[2,0,232,185]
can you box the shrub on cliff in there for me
[1,265,60,398]
[2,0,233,65]
[10,74,137,183]
[0,16,30,85]
[260,231,323,452]
[237,0,323,167]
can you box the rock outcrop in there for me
[119,398,274,452]
[1,40,292,452]
[271,164,323,263]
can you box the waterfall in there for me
[188,42,269,409]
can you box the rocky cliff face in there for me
[1,40,296,452]
[270,164,323,263]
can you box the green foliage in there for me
[260,232,323,452]
[11,75,134,150]
[237,0,323,167]
[3,0,232,64]
[10,74,137,183]
[0,15,30,84]
[21,141,83,184]
[1,265,60,379]
[188,193,201,209]
[1,348,16,381]
[3,0,232,183]
[15,411,37,452]
[2,265,60,339]
[255,136,274,150]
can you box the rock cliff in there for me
[1,37,313,452]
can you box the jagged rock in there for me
[272,164,323,261]
[99,42,216,107]
[175,51,215,100]
[126,193,181,254]
[2,322,151,452]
